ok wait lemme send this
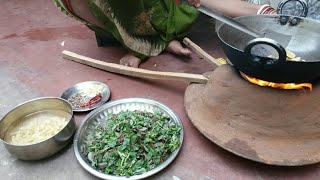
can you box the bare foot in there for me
[165,40,191,56]
[119,53,142,68]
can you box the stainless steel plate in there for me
[73,98,183,180]
[61,81,110,112]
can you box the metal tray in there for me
[61,81,110,112]
[73,98,183,180]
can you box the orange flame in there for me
[240,72,312,91]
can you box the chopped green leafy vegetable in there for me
[81,110,182,177]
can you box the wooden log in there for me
[62,50,208,84]
[183,37,223,67]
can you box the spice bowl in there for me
[74,98,183,180]
[0,97,76,160]
[61,81,111,112]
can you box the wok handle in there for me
[277,0,308,18]
[244,38,287,69]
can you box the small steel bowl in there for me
[0,97,76,160]
[61,81,111,112]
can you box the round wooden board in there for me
[184,65,320,166]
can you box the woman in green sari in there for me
[53,0,275,67]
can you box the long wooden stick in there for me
[62,50,208,84]
[183,37,222,67]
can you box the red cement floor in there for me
[1,0,320,180]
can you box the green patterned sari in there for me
[53,0,199,60]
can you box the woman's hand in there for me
[188,0,201,8]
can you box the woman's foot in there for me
[165,40,191,56]
[119,53,142,68]
[120,40,189,68]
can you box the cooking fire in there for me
[240,72,313,91]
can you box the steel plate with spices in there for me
[74,98,183,180]
[61,81,111,112]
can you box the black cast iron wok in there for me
[217,14,320,83]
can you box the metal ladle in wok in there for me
[197,6,292,48]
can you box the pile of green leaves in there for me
[81,110,182,177]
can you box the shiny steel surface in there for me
[0,97,76,160]
[198,6,263,38]
[61,81,111,112]
[74,98,183,180]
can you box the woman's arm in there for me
[188,0,264,17]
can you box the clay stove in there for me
[184,65,320,166]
